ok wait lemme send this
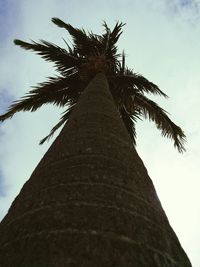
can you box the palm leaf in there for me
[120,107,138,145]
[100,21,125,71]
[110,21,125,44]
[120,50,125,74]
[14,39,79,73]
[39,105,74,144]
[0,75,82,121]
[52,18,96,56]
[112,73,168,97]
[101,21,124,49]
[134,93,186,152]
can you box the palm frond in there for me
[121,50,125,74]
[134,93,186,152]
[39,105,74,144]
[101,21,125,48]
[100,21,125,71]
[14,39,79,73]
[52,18,96,56]
[132,74,168,97]
[112,73,168,97]
[120,107,138,145]
[0,75,82,121]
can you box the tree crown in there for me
[0,18,186,152]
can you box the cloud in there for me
[163,0,200,25]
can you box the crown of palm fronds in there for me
[0,18,186,152]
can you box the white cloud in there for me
[0,1,199,265]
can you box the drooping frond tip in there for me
[174,129,186,153]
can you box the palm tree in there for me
[0,20,191,266]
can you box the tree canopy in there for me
[0,18,186,152]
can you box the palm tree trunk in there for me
[0,73,191,266]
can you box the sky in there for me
[0,0,199,265]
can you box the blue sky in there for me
[180,0,195,6]
[0,0,200,266]
[166,0,200,24]
[0,0,20,41]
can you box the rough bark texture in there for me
[0,73,191,266]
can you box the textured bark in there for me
[0,73,191,266]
